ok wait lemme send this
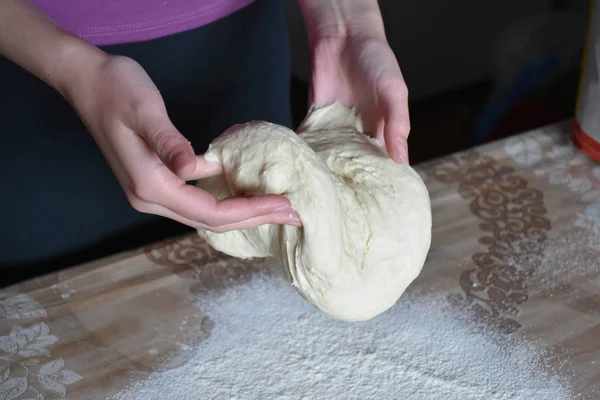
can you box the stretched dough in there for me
[197,103,431,321]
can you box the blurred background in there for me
[288,0,589,164]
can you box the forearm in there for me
[0,0,105,97]
[296,0,386,44]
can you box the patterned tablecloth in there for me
[1,120,599,399]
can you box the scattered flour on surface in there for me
[538,230,600,281]
[498,228,600,293]
[112,275,572,400]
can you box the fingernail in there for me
[395,140,409,164]
[285,211,302,227]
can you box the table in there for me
[1,120,599,399]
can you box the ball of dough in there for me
[197,103,431,321]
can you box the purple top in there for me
[32,0,256,45]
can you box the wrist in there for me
[0,0,109,100]
[50,38,109,102]
[297,0,386,46]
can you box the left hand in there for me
[309,35,410,164]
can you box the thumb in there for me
[142,119,197,177]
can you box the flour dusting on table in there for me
[113,275,571,400]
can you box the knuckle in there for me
[203,200,225,226]
[401,84,409,99]
[152,130,175,153]
[127,179,157,203]
[127,196,152,213]
[389,118,410,141]
[201,214,222,228]
[209,225,227,234]
[379,76,408,97]
[399,119,411,134]
[152,130,186,159]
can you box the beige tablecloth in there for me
[1,120,599,399]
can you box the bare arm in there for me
[296,0,386,44]
[0,0,105,99]
[295,0,410,163]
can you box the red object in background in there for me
[486,100,565,142]
[573,120,600,162]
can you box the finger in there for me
[112,122,297,227]
[140,202,302,232]
[159,183,295,227]
[138,115,198,177]
[380,78,410,164]
[211,208,302,231]
[178,154,223,182]
[136,114,222,181]
[134,202,206,228]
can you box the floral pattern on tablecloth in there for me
[145,235,275,297]
[504,128,600,252]
[0,293,46,321]
[433,150,551,334]
[0,292,81,399]
[505,131,600,201]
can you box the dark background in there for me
[288,0,588,164]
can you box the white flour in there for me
[112,274,571,400]
[539,230,600,280]
[498,228,600,295]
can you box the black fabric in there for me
[0,0,291,282]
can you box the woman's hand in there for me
[66,55,301,232]
[310,35,410,164]
[297,0,410,164]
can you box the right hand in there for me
[65,54,301,232]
